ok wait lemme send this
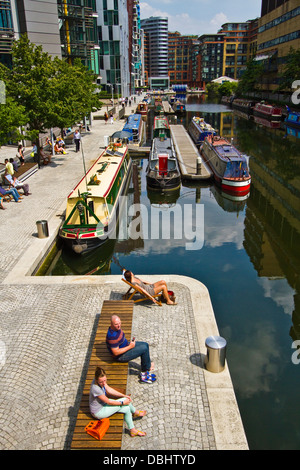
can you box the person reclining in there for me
[124,270,176,305]
[4,174,31,196]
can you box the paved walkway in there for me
[0,95,248,451]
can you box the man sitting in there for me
[0,183,22,203]
[4,173,31,196]
[106,315,155,381]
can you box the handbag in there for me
[85,418,110,440]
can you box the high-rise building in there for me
[198,34,225,87]
[0,0,15,67]
[0,0,62,68]
[57,0,99,73]
[219,21,258,79]
[168,31,197,87]
[96,0,130,97]
[256,0,300,92]
[141,16,169,89]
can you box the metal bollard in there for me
[205,336,227,373]
[36,220,49,239]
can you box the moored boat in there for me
[285,110,300,128]
[122,113,143,145]
[188,116,216,145]
[136,101,148,117]
[232,98,255,114]
[253,102,282,120]
[59,140,132,254]
[146,115,181,191]
[200,135,251,195]
[172,100,186,114]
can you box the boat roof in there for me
[154,116,169,129]
[123,114,141,131]
[68,145,127,199]
[151,137,175,159]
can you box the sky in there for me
[140,0,262,36]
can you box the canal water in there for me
[45,95,300,450]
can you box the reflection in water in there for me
[45,98,300,449]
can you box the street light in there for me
[107,83,114,107]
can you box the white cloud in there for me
[210,12,229,31]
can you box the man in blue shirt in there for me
[106,315,154,375]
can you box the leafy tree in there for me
[218,81,238,97]
[277,47,300,92]
[0,96,27,147]
[0,35,102,153]
[236,58,265,95]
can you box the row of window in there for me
[258,6,300,33]
[258,30,300,50]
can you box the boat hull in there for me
[59,150,132,255]
[201,139,251,196]
[146,174,181,191]
[188,118,216,145]
[253,104,282,121]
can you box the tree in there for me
[236,58,265,96]
[277,47,300,92]
[0,96,27,147]
[0,35,102,153]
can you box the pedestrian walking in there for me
[110,112,114,124]
[104,112,108,124]
[74,129,81,152]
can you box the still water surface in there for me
[48,96,300,450]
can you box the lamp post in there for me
[107,83,114,107]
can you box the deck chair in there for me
[121,271,163,306]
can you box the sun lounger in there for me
[121,272,162,306]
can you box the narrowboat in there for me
[146,115,181,191]
[285,110,300,128]
[59,141,132,254]
[232,98,255,114]
[136,101,148,118]
[253,102,282,120]
[172,100,186,114]
[188,116,216,145]
[122,113,143,145]
[200,135,251,196]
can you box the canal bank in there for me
[0,98,247,450]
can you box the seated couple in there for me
[123,270,176,305]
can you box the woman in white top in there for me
[89,367,147,437]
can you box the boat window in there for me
[224,161,249,178]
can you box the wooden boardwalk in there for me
[170,124,212,182]
[71,300,134,450]
[162,101,174,114]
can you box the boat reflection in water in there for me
[210,184,249,214]
[147,186,181,206]
[58,237,117,275]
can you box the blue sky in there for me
[140,0,262,35]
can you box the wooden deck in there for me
[170,124,212,181]
[70,300,134,450]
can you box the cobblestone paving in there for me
[110,286,216,450]
[0,101,217,450]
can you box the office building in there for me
[96,0,130,97]
[0,0,61,68]
[57,0,99,73]
[168,31,197,87]
[141,16,169,89]
[256,0,300,92]
[198,34,225,87]
[219,20,258,79]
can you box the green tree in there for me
[277,47,300,92]
[236,58,264,95]
[0,96,27,147]
[0,35,102,153]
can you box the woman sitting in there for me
[54,142,64,154]
[89,367,147,438]
[124,270,176,305]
